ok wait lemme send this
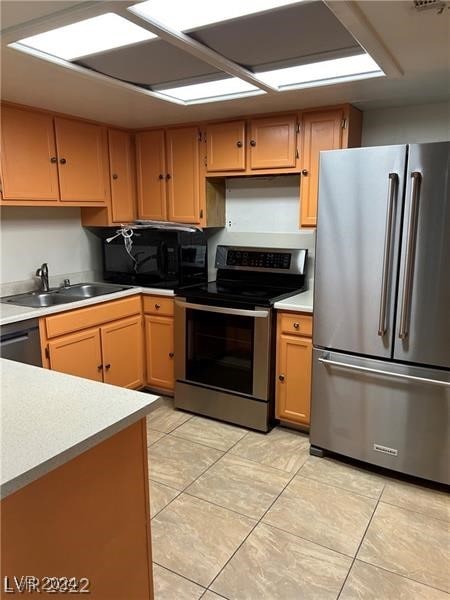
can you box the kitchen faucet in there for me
[36,263,50,292]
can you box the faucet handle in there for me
[63,279,71,288]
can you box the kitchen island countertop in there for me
[0,358,160,499]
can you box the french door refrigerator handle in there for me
[175,299,269,318]
[318,357,449,388]
[378,173,398,336]
[399,172,422,340]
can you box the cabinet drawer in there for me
[45,296,141,338]
[279,313,312,337]
[142,295,174,316]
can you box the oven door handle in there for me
[175,299,270,318]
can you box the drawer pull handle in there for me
[50,156,57,163]
[236,141,243,148]
[155,303,161,309]
[250,139,256,147]
[112,173,118,180]
[169,352,174,358]
[278,374,285,382]
[97,364,103,371]
[301,169,308,176]
[159,174,164,180]
[293,322,300,329]
[105,363,111,370]
[59,158,67,165]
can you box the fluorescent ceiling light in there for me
[257,54,384,89]
[157,78,264,103]
[15,13,157,61]
[129,0,303,31]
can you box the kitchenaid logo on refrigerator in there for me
[373,443,398,456]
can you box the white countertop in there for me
[0,286,175,326]
[274,288,314,313]
[0,358,161,499]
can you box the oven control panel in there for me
[215,246,307,274]
[226,250,291,269]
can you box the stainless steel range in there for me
[174,245,308,431]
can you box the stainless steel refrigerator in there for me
[310,142,449,484]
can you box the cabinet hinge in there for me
[198,130,202,142]
[200,209,204,219]
[341,118,347,129]
[45,346,50,359]
[296,123,300,133]
[203,156,207,167]
[296,148,299,159]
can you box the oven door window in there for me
[186,309,254,395]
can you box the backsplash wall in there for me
[206,175,315,281]
[0,208,101,294]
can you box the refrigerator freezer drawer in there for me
[310,349,450,484]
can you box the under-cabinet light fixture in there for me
[156,77,265,104]
[13,13,157,61]
[256,53,384,90]
[128,0,304,31]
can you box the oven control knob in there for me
[278,374,285,382]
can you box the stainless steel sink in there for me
[58,283,129,298]
[2,291,79,308]
[1,283,130,308]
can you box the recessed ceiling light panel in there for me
[157,77,265,103]
[14,13,157,61]
[129,0,304,31]
[257,54,384,89]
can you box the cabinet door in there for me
[144,315,174,390]
[300,109,343,227]
[166,127,200,223]
[276,334,312,425]
[0,106,59,201]
[206,121,246,172]
[101,316,144,389]
[54,117,108,203]
[108,129,136,223]
[249,115,297,169]
[135,130,166,220]
[48,328,103,382]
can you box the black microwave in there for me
[93,228,207,289]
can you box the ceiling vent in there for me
[412,0,448,13]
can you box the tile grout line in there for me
[354,556,450,595]
[206,455,302,594]
[294,471,384,501]
[336,481,386,599]
[375,498,450,525]
[152,560,207,594]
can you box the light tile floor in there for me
[146,400,450,600]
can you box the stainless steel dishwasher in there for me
[0,318,42,366]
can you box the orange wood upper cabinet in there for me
[166,127,201,223]
[249,115,297,169]
[108,129,136,223]
[54,117,109,203]
[48,327,103,382]
[0,106,60,201]
[144,315,174,391]
[136,129,167,220]
[101,315,144,389]
[206,120,246,172]
[276,333,312,425]
[299,108,344,227]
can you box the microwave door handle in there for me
[158,242,168,275]
[175,299,269,318]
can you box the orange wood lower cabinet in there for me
[48,327,103,382]
[101,315,144,389]
[144,315,174,392]
[276,311,313,426]
[1,420,154,600]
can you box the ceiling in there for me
[1,0,449,128]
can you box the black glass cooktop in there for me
[179,280,306,307]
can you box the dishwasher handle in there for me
[0,333,30,346]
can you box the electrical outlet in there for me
[228,220,233,228]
